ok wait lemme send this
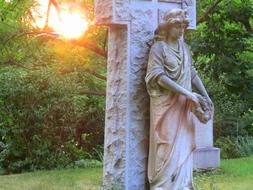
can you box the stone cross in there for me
[94,0,217,189]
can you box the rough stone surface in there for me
[182,0,196,29]
[94,0,113,24]
[115,0,130,22]
[94,0,198,189]
[128,8,154,190]
[103,26,128,189]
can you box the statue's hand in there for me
[190,93,213,123]
[205,95,214,112]
[188,92,200,107]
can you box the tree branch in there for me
[0,60,28,69]
[44,0,52,30]
[3,31,108,60]
[71,39,107,58]
[79,89,106,96]
[60,67,106,81]
[103,29,108,52]
[49,0,61,19]
[236,20,253,33]
[86,70,106,81]
[3,31,59,45]
[197,0,223,24]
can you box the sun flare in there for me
[33,0,88,39]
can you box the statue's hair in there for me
[154,9,190,41]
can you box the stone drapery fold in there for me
[146,39,196,190]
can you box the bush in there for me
[186,0,253,155]
[0,67,105,174]
[240,109,253,135]
[215,136,253,159]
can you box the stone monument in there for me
[94,0,219,189]
[194,118,220,169]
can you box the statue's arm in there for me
[148,43,190,97]
[157,75,199,104]
[147,42,199,104]
[187,44,213,106]
[191,73,213,106]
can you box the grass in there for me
[194,157,253,190]
[0,168,102,190]
[0,157,253,190]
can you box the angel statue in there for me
[145,9,213,190]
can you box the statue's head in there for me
[155,9,190,41]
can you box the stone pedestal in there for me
[193,147,220,169]
[193,117,220,170]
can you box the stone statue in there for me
[145,9,213,190]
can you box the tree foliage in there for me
[0,0,106,173]
[187,0,253,141]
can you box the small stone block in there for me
[193,147,220,170]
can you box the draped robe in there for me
[145,39,197,190]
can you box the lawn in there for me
[0,157,253,190]
[194,156,253,190]
[0,168,102,190]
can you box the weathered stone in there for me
[94,0,113,24]
[93,1,220,189]
[194,147,221,169]
[194,117,221,169]
[103,26,128,189]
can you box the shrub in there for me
[215,136,253,159]
[0,67,105,174]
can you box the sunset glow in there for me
[33,0,88,39]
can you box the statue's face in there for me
[168,22,186,40]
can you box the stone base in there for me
[193,147,220,170]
